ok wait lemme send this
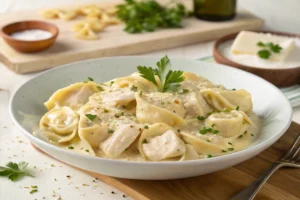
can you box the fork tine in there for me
[291,146,300,160]
[281,133,300,160]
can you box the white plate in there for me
[9,56,292,180]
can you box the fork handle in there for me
[229,163,283,200]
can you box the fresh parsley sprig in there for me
[116,0,190,33]
[137,56,185,93]
[257,41,282,59]
[0,162,34,181]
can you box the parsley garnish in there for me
[144,125,149,129]
[228,142,233,145]
[236,106,240,110]
[68,146,74,149]
[258,50,271,59]
[251,133,254,137]
[207,154,213,158]
[228,148,234,151]
[137,56,185,93]
[142,139,148,144]
[88,77,94,81]
[257,42,282,59]
[238,135,243,139]
[197,116,205,120]
[85,114,97,121]
[117,0,189,33]
[0,162,34,181]
[222,150,227,153]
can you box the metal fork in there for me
[229,133,300,200]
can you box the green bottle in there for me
[194,0,237,21]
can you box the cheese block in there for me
[231,31,295,61]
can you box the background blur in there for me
[2,0,300,33]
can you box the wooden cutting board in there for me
[33,122,300,200]
[0,1,263,74]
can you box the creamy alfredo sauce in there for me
[35,72,261,162]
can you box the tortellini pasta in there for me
[135,93,185,126]
[39,107,79,143]
[201,88,252,113]
[205,110,254,138]
[44,81,101,110]
[40,4,120,40]
[37,70,260,161]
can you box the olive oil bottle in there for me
[194,0,236,21]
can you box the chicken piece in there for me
[143,130,186,161]
[100,124,143,158]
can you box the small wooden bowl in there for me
[0,20,59,53]
[213,31,300,87]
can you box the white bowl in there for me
[9,56,292,180]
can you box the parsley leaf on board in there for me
[117,0,190,33]
[137,56,185,93]
[0,162,34,181]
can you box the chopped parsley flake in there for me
[232,88,236,91]
[177,129,181,133]
[236,106,240,110]
[207,154,213,158]
[197,116,205,120]
[131,85,138,91]
[85,114,97,121]
[251,133,254,137]
[104,109,109,113]
[228,148,234,151]
[142,139,148,144]
[108,129,114,134]
[110,81,114,87]
[139,91,143,96]
[222,150,227,153]
[97,86,104,91]
[30,189,38,194]
[213,130,219,134]
[68,146,74,149]
[228,142,233,145]
[144,125,149,129]
[238,135,243,139]
[86,149,89,152]
[88,77,94,81]
[206,140,211,143]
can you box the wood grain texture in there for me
[0,1,263,74]
[213,31,300,87]
[34,122,300,200]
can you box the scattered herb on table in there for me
[137,55,185,93]
[88,77,94,81]
[117,0,190,33]
[257,42,282,59]
[0,162,34,181]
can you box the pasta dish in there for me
[35,56,260,161]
